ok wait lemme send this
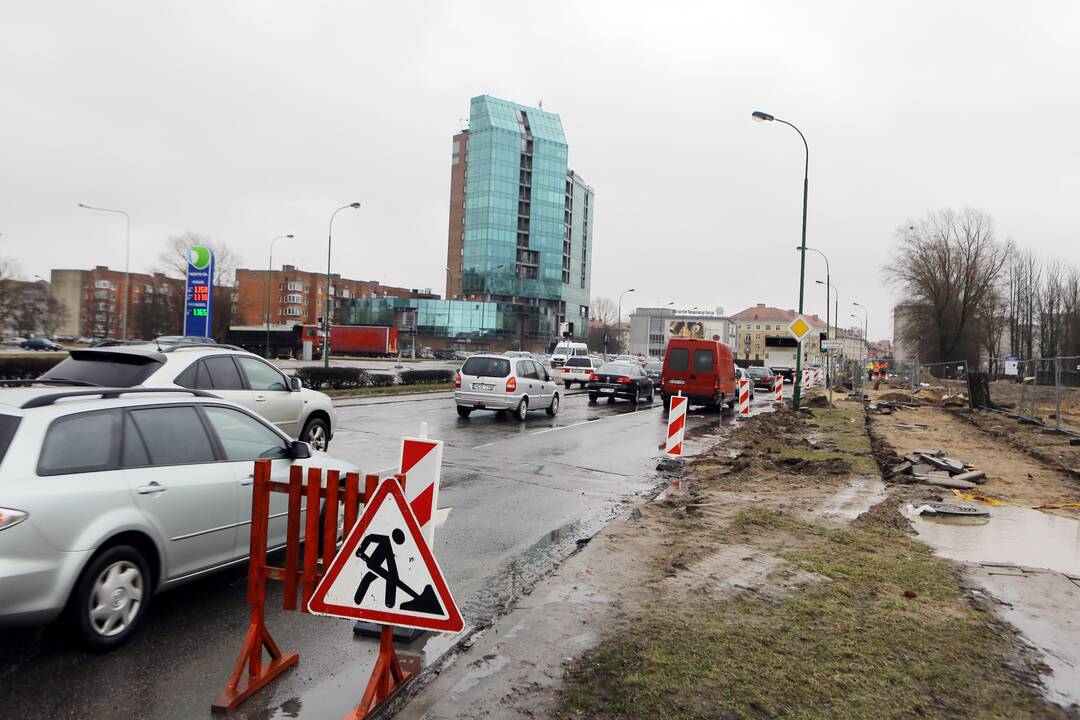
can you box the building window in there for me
[284,307,301,317]
[287,281,302,292]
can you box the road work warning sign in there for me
[308,477,463,633]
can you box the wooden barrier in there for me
[212,459,399,714]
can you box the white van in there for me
[551,341,589,367]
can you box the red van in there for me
[661,338,737,410]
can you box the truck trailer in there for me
[226,324,396,358]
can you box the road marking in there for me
[531,406,659,436]
[471,442,496,450]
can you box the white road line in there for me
[530,406,659,436]
[471,442,496,449]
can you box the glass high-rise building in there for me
[446,95,593,345]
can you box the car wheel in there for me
[456,406,472,418]
[546,393,560,416]
[70,545,150,651]
[589,393,598,404]
[514,398,528,421]
[300,417,330,452]
[632,388,640,404]
[607,395,616,404]
[564,381,572,389]
[662,394,670,412]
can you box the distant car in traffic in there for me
[0,386,359,649]
[19,337,62,351]
[643,360,662,385]
[587,362,654,405]
[559,356,602,388]
[2,337,28,347]
[550,341,589,368]
[454,354,560,420]
[746,366,776,391]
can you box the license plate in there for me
[601,388,614,393]
[669,379,686,385]
[472,383,494,391]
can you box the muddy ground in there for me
[552,396,1070,719]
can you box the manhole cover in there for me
[911,501,989,517]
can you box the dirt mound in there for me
[804,394,830,408]
[878,392,912,403]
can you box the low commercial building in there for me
[628,307,737,358]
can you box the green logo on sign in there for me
[189,246,212,270]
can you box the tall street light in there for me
[78,203,131,339]
[617,288,635,355]
[852,302,869,390]
[816,279,838,409]
[265,233,294,358]
[325,203,361,368]
[753,110,809,409]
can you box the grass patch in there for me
[559,513,1054,720]
[808,404,878,475]
[323,382,453,398]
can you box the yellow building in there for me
[730,303,827,364]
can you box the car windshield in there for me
[597,364,636,375]
[748,367,771,377]
[461,356,511,378]
[564,357,592,368]
[553,344,571,355]
[40,353,162,387]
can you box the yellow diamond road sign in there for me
[787,315,813,342]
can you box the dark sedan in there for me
[747,365,776,390]
[644,360,662,385]
[19,337,63,351]
[587,363,654,405]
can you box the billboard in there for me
[669,320,704,339]
[183,245,215,338]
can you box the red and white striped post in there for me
[774,374,783,403]
[664,393,687,456]
[738,378,751,418]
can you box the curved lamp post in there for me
[324,203,361,367]
[78,203,131,339]
[753,110,809,408]
[851,302,869,390]
[617,288,635,355]
[265,234,294,357]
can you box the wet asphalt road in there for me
[0,388,772,719]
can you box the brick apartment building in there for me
[50,266,186,339]
[233,265,435,328]
[730,303,827,364]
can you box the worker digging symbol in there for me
[354,528,444,615]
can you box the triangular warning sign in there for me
[307,478,464,633]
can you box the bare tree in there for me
[976,282,1008,372]
[0,255,23,332]
[886,208,1011,364]
[587,297,623,354]
[1063,267,1080,357]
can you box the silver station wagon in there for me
[0,387,358,649]
[453,354,560,420]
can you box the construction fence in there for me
[982,356,1080,436]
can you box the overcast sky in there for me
[2,1,1078,341]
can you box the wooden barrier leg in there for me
[345,626,413,720]
[212,460,300,714]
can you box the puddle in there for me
[819,477,887,522]
[904,503,1080,576]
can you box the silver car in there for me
[453,354,560,420]
[0,386,359,649]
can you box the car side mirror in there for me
[290,376,302,391]
[289,440,312,459]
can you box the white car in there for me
[0,386,359,648]
[454,354,560,420]
[559,356,602,388]
[39,343,337,450]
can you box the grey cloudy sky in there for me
[2,1,1078,340]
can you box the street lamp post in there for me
[617,288,635,356]
[78,203,131,339]
[851,302,869,394]
[265,234,294,358]
[816,279,838,409]
[753,110,810,409]
[325,203,362,368]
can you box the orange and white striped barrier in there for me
[774,374,783,402]
[738,378,751,418]
[665,393,687,456]
[802,369,811,390]
[814,367,823,385]
[399,432,444,547]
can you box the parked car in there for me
[746,365,776,391]
[660,338,737,410]
[0,386,359,648]
[2,337,27,347]
[644,360,663,385]
[454,354,560,420]
[587,362,654,405]
[559,356,603,388]
[734,367,756,401]
[19,337,63,351]
[38,344,337,450]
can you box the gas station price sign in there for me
[183,246,215,337]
